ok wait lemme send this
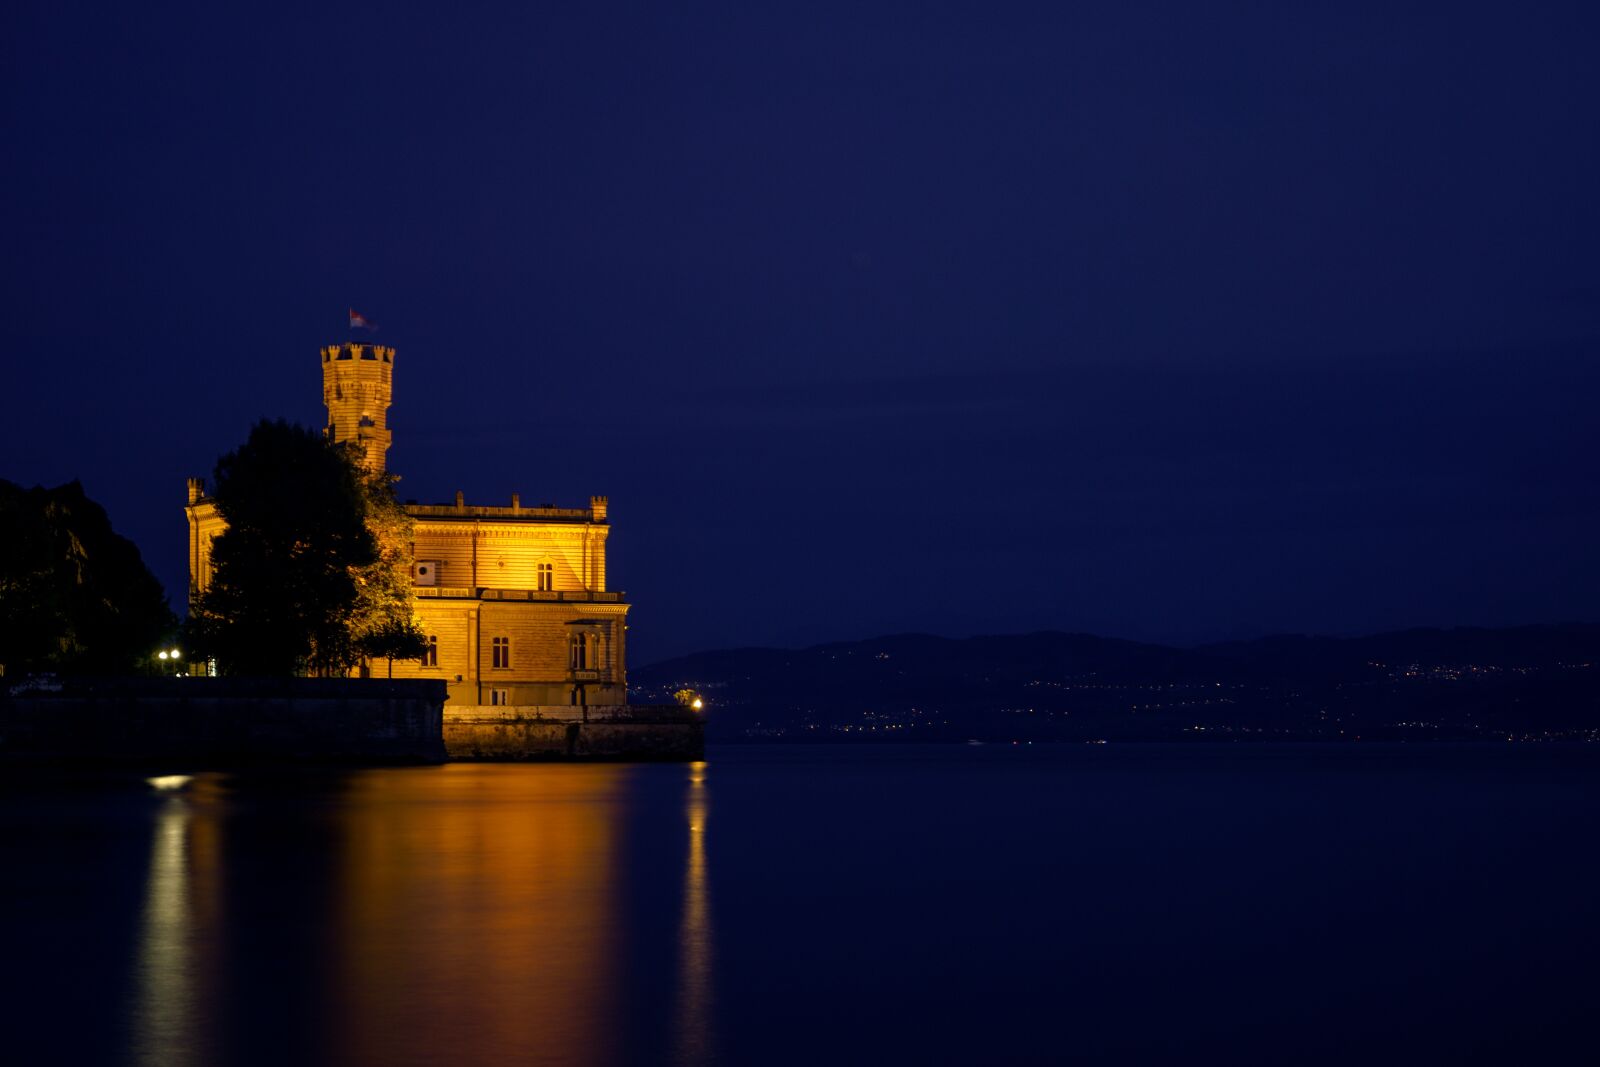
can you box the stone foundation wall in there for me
[0,678,448,768]
[444,704,703,761]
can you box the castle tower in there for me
[321,343,394,471]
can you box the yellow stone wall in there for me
[185,479,226,597]
[407,511,609,593]
[386,595,628,706]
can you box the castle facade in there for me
[186,342,629,707]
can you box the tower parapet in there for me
[321,343,394,471]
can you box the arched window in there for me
[536,562,554,591]
[569,632,588,670]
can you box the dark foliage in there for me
[0,479,175,676]
[360,620,429,678]
[188,420,378,676]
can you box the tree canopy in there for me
[188,419,425,677]
[349,464,430,675]
[0,478,176,677]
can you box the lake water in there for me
[2,744,1597,1065]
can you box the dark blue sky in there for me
[4,2,1599,663]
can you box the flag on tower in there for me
[349,308,378,331]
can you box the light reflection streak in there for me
[673,760,715,1064]
[130,782,222,1067]
[119,767,682,1064]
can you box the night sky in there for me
[5,2,1599,663]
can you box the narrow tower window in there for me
[536,562,554,591]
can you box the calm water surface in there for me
[2,744,1598,1065]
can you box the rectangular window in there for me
[491,636,510,669]
[536,562,553,591]
[422,635,438,668]
[490,688,510,706]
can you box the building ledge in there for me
[414,587,625,603]
[406,503,600,522]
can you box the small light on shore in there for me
[146,775,192,791]
[157,651,169,661]
[692,698,703,710]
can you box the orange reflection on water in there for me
[131,777,228,1067]
[126,765,685,1065]
[330,765,631,1066]
[673,761,715,1064]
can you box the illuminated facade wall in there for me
[394,502,628,706]
[185,479,226,595]
[185,343,629,706]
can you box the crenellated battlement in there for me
[321,343,395,364]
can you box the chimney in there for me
[511,493,520,511]
[455,490,465,511]
[186,477,205,505]
[590,495,609,521]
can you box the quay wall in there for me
[0,678,448,768]
[445,704,704,761]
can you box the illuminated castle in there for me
[185,342,629,707]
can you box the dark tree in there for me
[0,479,176,677]
[188,420,379,676]
[360,620,429,678]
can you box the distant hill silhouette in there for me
[631,625,1600,742]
